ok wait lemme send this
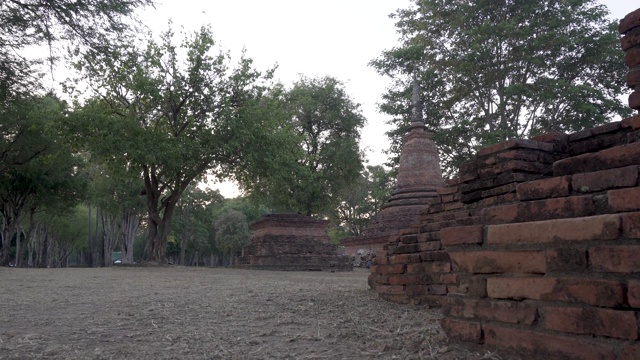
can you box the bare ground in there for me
[0,267,505,359]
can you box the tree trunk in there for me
[144,201,177,263]
[92,207,102,267]
[101,212,120,266]
[39,227,49,268]
[121,211,139,264]
[18,211,36,267]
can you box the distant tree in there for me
[68,25,286,262]
[333,165,394,237]
[214,209,250,265]
[371,0,632,175]
[240,75,366,217]
[0,95,87,266]
[172,186,223,265]
[88,163,146,266]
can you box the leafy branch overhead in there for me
[372,0,632,176]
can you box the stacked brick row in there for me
[369,138,565,306]
[237,214,351,271]
[622,8,640,112]
[441,117,640,360]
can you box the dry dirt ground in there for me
[0,267,507,359]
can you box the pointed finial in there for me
[411,76,424,128]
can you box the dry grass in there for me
[0,267,505,359]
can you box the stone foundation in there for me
[237,214,351,271]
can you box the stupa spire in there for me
[411,77,424,128]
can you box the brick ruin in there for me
[237,214,351,271]
[342,80,444,258]
[368,8,640,360]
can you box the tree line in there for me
[1,0,628,266]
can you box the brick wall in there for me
[369,9,640,359]
[369,116,640,359]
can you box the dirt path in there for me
[0,267,503,359]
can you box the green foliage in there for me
[0,0,152,101]
[371,0,632,176]
[171,185,223,264]
[332,165,395,237]
[240,75,366,217]
[0,95,88,265]
[68,24,283,261]
[214,209,250,257]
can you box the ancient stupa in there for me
[342,79,445,256]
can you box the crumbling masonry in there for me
[368,8,640,360]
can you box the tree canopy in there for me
[372,0,632,175]
[66,25,290,262]
[239,75,366,217]
[0,0,152,100]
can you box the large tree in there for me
[239,76,366,217]
[68,25,287,262]
[372,0,631,175]
[0,0,152,100]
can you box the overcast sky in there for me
[135,1,637,197]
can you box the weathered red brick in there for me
[629,280,640,308]
[375,255,389,265]
[388,254,421,265]
[621,343,640,360]
[440,273,459,284]
[482,196,595,225]
[554,142,640,176]
[573,166,638,193]
[484,324,616,360]
[620,34,640,51]
[407,261,451,274]
[516,176,571,200]
[608,187,640,212]
[625,47,640,67]
[477,138,555,157]
[530,132,568,143]
[589,245,640,273]
[457,276,487,297]
[440,318,482,344]
[546,248,588,273]
[631,91,640,110]
[418,250,449,262]
[544,306,638,340]
[557,278,626,307]
[487,277,556,300]
[620,8,640,34]
[376,264,406,275]
[486,214,621,245]
[445,298,537,325]
[449,251,545,274]
[622,114,640,129]
[627,68,640,88]
[437,186,459,195]
[487,277,625,307]
[387,274,424,286]
[374,284,405,295]
[481,203,519,224]
[622,212,640,240]
[428,284,448,295]
[417,241,441,252]
[440,225,484,246]
[446,173,478,186]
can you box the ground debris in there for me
[0,267,507,359]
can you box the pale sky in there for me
[134,0,637,197]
